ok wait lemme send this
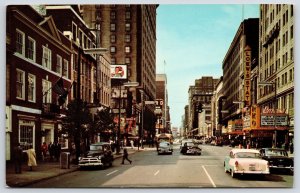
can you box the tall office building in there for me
[258,4,294,144]
[81,4,158,140]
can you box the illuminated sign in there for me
[244,46,251,106]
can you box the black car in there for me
[180,142,201,155]
[260,148,293,174]
[78,142,114,169]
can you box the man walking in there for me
[121,147,132,165]
[13,143,23,174]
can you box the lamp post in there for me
[258,80,277,147]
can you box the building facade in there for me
[6,5,73,160]
[187,76,219,138]
[257,4,294,147]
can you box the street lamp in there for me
[258,80,277,147]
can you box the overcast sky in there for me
[155,4,260,128]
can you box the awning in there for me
[243,126,289,132]
[228,131,244,135]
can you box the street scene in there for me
[5,3,294,189]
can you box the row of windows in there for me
[16,29,69,78]
[110,10,131,20]
[110,23,131,32]
[110,46,132,54]
[110,34,131,43]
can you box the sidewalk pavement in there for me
[6,146,153,187]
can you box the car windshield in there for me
[235,152,261,158]
[186,142,194,147]
[265,149,288,156]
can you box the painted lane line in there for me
[202,165,216,188]
[106,170,118,176]
[154,170,160,176]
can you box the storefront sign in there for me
[250,105,260,129]
[244,46,251,106]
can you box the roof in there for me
[231,148,260,154]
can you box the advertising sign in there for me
[250,105,260,129]
[261,115,288,126]
[244,46,251,106]
[111,64,127,79]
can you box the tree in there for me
[92,106,116,142]
[61,99,92,164]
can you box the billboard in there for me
[111,64,127,79]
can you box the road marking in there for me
[154,170,160,176]
[202,165,216,188]
[106,170,118,176]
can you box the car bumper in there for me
[234,170,270,175]
[158,149,172,153]
[270,165,294,170]
[78,161,103,167]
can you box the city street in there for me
[27,144,293,188]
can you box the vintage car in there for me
[224,148,270,178]
[78,142,113,169]
[181,142,201,155]
[157,141,173,155]
[260,148,293,174]
[186,144,202,155]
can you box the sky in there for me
[155,4,260,129]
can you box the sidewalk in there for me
[6,146,146,187]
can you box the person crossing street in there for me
[121,147,132,165]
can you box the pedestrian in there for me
[130,140,134,149]
[13,143,23,174]
[121,147,132,165]
[290,142,294,154]
[26,145,37,171]
[53,141,61,162]
[48,142,54,161]
[41,142,48,161]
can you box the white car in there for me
[157,141,173,155]
[224,148,270,178]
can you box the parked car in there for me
[157,141,173,155]
[180,141,195,154]
[78,142,113,169]
[224,148,270,178]
[260,148,293,174]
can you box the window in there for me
[111,57,116,64]
[125,46,131,53]
[16,29,25,55]
[125,23,131,31]
[28,74,36,102]
[110,35,116,43]
[110,23,116,31]
[110,11,116,20]
[125,57,131,64]
[63,59,69,78]
[72,22,77,41]
[27,37,35,61]
[16,69,25,100]
[110,46,116,53]
[289,69,293,81]
[56,55,62,75]
[42,46,52,70]
[125,34,131,42]
[42,79,52,103]
[289,93,294,109]
[125,11,131,19]
[19,122,34,150]
[291,25,293,39]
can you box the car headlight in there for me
[78,157,82,161]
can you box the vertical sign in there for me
[244,46,251,106]
[250,105,260,129]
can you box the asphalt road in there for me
[27,144,293,188]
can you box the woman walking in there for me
[27,145,37,171]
